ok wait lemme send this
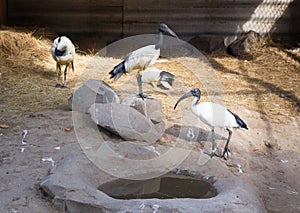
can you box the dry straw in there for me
[0,27,299,124]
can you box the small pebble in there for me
[0,124,9,129]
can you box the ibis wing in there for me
[124,45,159,71]
[227,109,248,129]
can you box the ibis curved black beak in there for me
[167,28,179,40]
[174,91,193,110]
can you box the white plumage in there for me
[192,102,239,129]
[51,36,75,88]
[124,46,160,72]
[140,67,175,89]
[109,23,179,99]
[174,88,248,160]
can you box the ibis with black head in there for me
[109,23,179,99]
[174,88,248,160]
[51,36,75,88]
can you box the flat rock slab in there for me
[89,103,165,143]
[69,79,120,113]
[40,145,265,213]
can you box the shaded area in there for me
[165,124,226,143]
[0,26,92,113]
[207,41,300,123]
[98,173,217,199]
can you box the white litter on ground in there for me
[21,130,29,145]
[42,157,55,166]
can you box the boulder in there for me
[122,94,163,124]
[68,79,120,113]
[189,35,226,53]
[226,30,261,57]
[89,103,165,144]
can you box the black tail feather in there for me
[228,109,248,130]
[160,71,175,86]
[109,61,126,80]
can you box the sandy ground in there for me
[1,83,300,213]
[0,30,300,212]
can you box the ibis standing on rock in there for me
[140,67,175,89]
[51,36,75,88]
[174,88,248,160]
[109,23,179,99]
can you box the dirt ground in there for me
[0,28,299,212]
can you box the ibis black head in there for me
[174,88,201,110]
[190,88,201,98]
[54,36,65,56]
[159,23,179,39]
[55,48,65,56]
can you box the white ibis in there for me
[174,88,248,160]
[51,36,75,88]
[140,67,175,89]
[109,23,179,99]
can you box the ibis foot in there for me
[209,151,216,158]
[55,84,68,89]
[137,93,153,100]
[221,147,231,160]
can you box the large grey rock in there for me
[226,30,261,57]
[89,103,165,143]
[122,94,163,123]
[189,34,226,53]
[40,149,265,213]
[68,79,120,113]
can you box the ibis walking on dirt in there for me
[109,23,179,99]
[174,88,248,160]
[51,36,75,88]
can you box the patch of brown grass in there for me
[0,27,299,124]
[0,27,90,112]
[208,39,300,123]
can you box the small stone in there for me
[279,93,286,98]
[0,124,9,129]
[264,141,272,148]
[64,127,72,132]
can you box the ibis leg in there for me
[55,63,62,87]
[210,128,217,157]
[62,65,68,88]
[137,74,151,99]
[222,128,232,160]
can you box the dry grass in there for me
[208,39,300,123]
[0,27,299,124]
[0,27,92,112]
